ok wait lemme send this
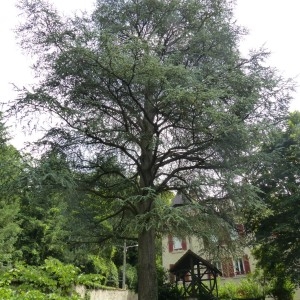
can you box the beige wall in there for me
[162,235,187,270]
[162,236,204,271]
[75,286,138,300]
[294,288,300,300]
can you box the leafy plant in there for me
[86,255,118,287]
[124,264,138,291]
[217,281,239,300]
[157,265,183,300]
[0,287,14,299]
[0,256,127,299]
[43,258,80,292]
[77,273,105,289]
[0,259,81,299]
[216,276,266,300]
[268,276,295,300]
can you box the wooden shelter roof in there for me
[169,249,222,276]
[171,193,190,207]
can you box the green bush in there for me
[86,255,118,287]
[158,282,183,300]
[77,273,105,288]
[156,265,183,300]
[268,277,295,300]
[124,264,138,291]
[0,287,14,299]
[238,278,265,299]
[0,259,81,299]
[217,281,239,300]
[0,287,80,300]
[43,258,80,293]
[216,276,265,300]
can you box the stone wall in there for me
[75,285,138,300]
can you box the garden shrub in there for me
[217,276,265,300]
[156,265,183,300]
[124,263,138,291]
[268,277,295,300]
[86,255,118,287]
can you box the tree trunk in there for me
[137,228,158,300]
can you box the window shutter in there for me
[228,259,235,277]
[182,238,187,250]
[222,258,235,277]
[243,254,251,274]
[168,235,173,252]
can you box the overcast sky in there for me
[1,0,299,148]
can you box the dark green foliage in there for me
[0,114,23,266]
[242,112,300,300]
[14,149,121,289]
[251,250,296,300]
[64,161,131,250]
[122,263,138,291]
[267,275,295,300]
[157,265,183,300]
[84,255,118,287]
[12,0,292,238]
[157,282,183,300]
[248,112,300,286]
[15,150,73,265]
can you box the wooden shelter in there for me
[169,250,222,299]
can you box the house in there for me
[162,194,255,282]
[162,235,254,280]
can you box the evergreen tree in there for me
[15,149,72,265]
[0,114,22,266]
[249,112,300,289]
[10,1,293,298]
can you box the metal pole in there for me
[122,240,126,289]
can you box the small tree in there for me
[10,0,293,298]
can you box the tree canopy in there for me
[250,112,300,285]
[9,0,293,298]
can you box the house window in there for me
[234,258,245,275]
[168,235,187,252]
[221,255,251,277]
[173,237,183,250]
[221,258,235,277]
[213,261,223,274]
